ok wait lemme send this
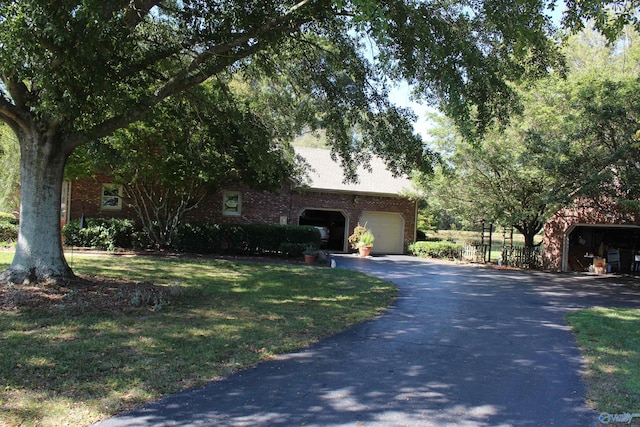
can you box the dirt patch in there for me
[0,274,178,314]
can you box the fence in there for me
[501,246,541,269]
[462,244,490,263]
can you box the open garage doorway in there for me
[299,209,347,251]
[564,224,640,273]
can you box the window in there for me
[101,184,123,210]
[222,191,242,216]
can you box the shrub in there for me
[172,222,223,253]
[0,212,18,242]
[0,212,18,225]
[172,222,321,256]
[0,222,17,243]
[409,241,463,260]
[62,218,136,250]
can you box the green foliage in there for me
[0,0,630,280]
[348,223,377,249]
[172,223,321,256]
[280,243,312,258]
[563,1,640,42]
[521,30,640,218]
[292,130,329,149]
[409,241,463,260]
[2,0,570,168]
[0,212,18,225]
[62,218,136,250]
[348,223,367,249]
[0,213,18,242]
[0,223,17,243]
[358,230,375,247]
[67,81,300,249]
[419,28,640,246]
[0,124,19,213]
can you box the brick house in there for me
[62,147,418,254]
[543,200,640,273]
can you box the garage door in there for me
[359,211,405,254]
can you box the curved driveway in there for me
[95,255,640,427]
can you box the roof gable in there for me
[294,147,413,196]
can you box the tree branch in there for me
[64,1,323,153]
[123,0,162,27]
[0,82,30,134]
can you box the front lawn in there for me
[0,252,397,427]
[567,308,640,414]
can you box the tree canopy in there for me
[420,26,640,248]
[0,0,564,166]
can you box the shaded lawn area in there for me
[0,252,397,427]
[567,308,640,415]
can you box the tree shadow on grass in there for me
[91,255,638,427]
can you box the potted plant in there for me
[349,223,375,257]
[303,246,317,264]
[357,230,375,256]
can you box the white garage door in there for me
[359,211,405,254]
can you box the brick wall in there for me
[289,190,417,249]
[69,176,417,252]
[68,174,137,222]
[543,200,640,271]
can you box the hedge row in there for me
[408,241,463,260]
[172,222,321,257]
[62,218,321,257]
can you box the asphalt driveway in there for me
[95,255,640,427]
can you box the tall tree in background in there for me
[421,26,640,248]
[0,0,597,283]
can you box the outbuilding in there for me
[543,201,640,273]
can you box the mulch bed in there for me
[0,274,173,314]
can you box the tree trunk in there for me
[513,221,542,250]
[523,233,536,249]
[0,127,74,284]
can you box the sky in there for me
[388,81,435,141]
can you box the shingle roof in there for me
[294,147,414,196]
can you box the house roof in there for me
[294,147,414,197]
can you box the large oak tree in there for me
[0,0,576,283]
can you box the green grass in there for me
[567,308,640,413]
[0,252,397,426]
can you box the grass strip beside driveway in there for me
[567,308,640,415]
[0,253,397,427]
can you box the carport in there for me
[563,223,640,272]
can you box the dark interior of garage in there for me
[567,225,640,273]
[298,209,346,251]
